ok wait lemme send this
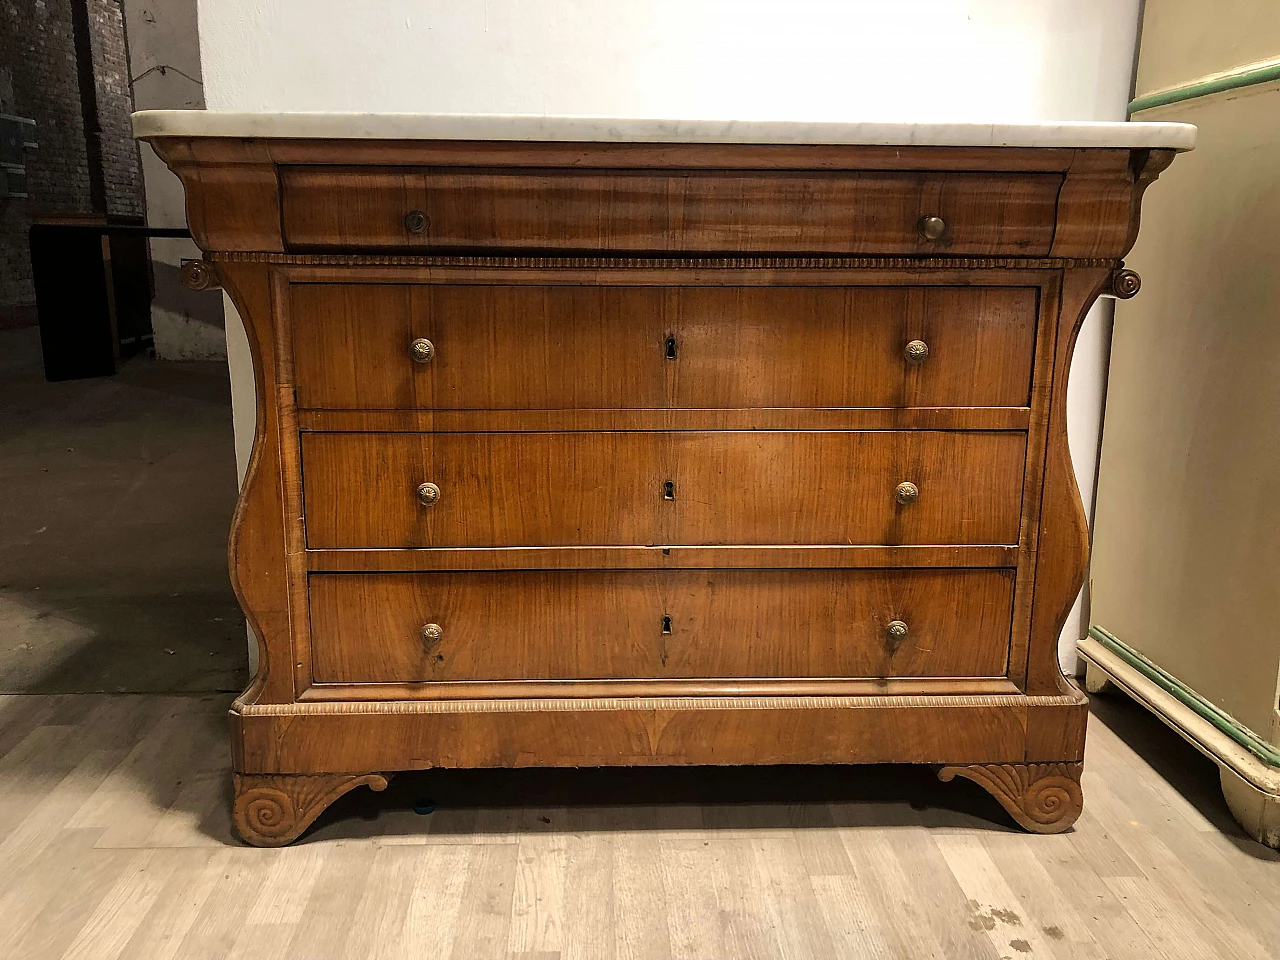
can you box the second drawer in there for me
[290,283,1040,410]
[300,430,1027,548]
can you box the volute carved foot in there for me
[938,762,1083,834]
[233,772,390,847]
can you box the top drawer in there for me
[280,167,1062,255]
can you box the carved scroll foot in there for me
[233,772,390,847]
[938,762,1083,834]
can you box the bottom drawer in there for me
[308,569,1014,683]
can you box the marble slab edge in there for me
[132,111,1197,151]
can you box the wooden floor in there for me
[1,691,1277,959]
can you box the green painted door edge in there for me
[1088,625,1280,767]
[1129,60,1280,114]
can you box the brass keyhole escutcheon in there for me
[421,623,443,646]
[416,482,441,506]
[904,339,929,365]
[404,210,429,235]
[917,215,946,241]
[895,481,919,505]
[410,337,435,363]
[885,620,909,642]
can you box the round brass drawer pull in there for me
[904,339,930,365]
[404,210,429,235]
[918,215,946,241]
[410,337,435,363]
[421,623,443,645]
[886,620,909,642]
[416,481,441,506]
[895,481,919,505]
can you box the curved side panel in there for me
[1123,149,1177,258]
[1024,267,1110,697]
[218,262,296,707]
[143,137,284,252]
[1050,148,1177,259]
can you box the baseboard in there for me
[1079,628,1280,799]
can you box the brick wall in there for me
[0,0,145,314]
[88,0,144,220]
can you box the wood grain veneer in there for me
[291,283,1039,410]
[307,568,1016,683]
[299,430,1027,549]
[280,168,1062,255]
[141,131,1179,843]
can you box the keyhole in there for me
[663,480,675,500]
[665,335,678,360]
[661,615,672,634]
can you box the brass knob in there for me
[904,339,929,365]
[410,337,435,363]
[416,482,441,506]
[894,481,919,505]
[404,210,429,235]
[886,620,909,642]
[421,623,443,645]
[918,215,946,241]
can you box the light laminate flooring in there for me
[0,689,1277,959]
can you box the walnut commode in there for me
[136,113,1190,845]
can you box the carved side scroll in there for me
[1104,266,1141,299]
[179,258,220,291]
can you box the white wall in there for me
[199,1,1137,121]
[198,0,1142,673]
[126,0,228,360]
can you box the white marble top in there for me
[132,111,1196,151]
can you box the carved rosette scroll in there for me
[1105,266,1142,299]
[233,773,390,846]
[179,257,220,291]
[938,762,1084,834]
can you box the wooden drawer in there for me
[300,430,1026,548]
[308,568,1015,683]
[280,167,1061,255]
[292,284,1039,410]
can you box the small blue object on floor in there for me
[413,800,435,815]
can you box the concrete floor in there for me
[0,326,246,694]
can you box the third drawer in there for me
[300,430,1027,548]
[308,568,1016,683]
